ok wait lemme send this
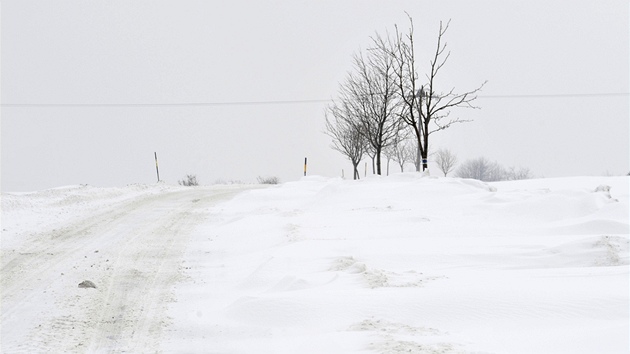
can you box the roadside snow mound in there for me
[163,175,629,354]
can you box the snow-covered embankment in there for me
[163,175,629,353]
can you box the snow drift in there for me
[2,175,628,353]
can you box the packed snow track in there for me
[1,185,254,353]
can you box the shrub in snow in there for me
[179,174,199,186]
[594,185,611,193]
[594,184,617,201]
[456,157,532,182]
[257,176,280,185]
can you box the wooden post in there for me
[154,152,160,182]
[304,157,307,176]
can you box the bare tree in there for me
[434,148,458,176]
[328,17,484,176]
[325,102,366,180]
[376,17,486,172]
[404,139,420,171]
[339,49,402,175]
[365,143,377,175]
[384,131,415,173]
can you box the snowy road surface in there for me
[2,176,629,353]
[1,184,255,353]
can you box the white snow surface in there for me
[1,175,628,353]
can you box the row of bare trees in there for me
[391,147,533,181]
[326,16,486,179]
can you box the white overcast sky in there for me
[2,1,629,191]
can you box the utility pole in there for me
[416,86,438,172]
[416,86,423,172]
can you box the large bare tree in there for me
[339,49,402,175]
[376,17,486,172]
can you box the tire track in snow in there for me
[1,190,177,309]
[85,202,205,352]
[1,190,181,353]
[1,187,246,353]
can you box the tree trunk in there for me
[422,129,429,171]
[415,141,422,172]
[422,152,429,171]
[376,147,382,175]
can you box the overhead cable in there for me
[2,92,628,108]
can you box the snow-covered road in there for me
[1,185,256,353]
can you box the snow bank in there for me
[164,175,629,353]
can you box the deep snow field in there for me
[1,174,628,353]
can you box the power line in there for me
[1,92,628,108]
[0,98,332,108]
[479,92,629,99]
